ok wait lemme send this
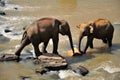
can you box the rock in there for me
[0,11,6,15]
[35,53,67,71]
[67,48,80,57]
[4,28,12,33]
[14,7,18,10]
[72,65,89,76]
[0,54,18,61]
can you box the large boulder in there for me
[34,53,67,71]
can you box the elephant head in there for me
[59,20,75,53]
[76,22,94,53]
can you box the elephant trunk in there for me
[68,32,75,54]
[78,34,84,53]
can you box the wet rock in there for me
[34,53,67,71]
[4,28,12,33]
[72,65,89,76]
[0,54,18,61]
[0,11,6,15]
[14,7,18,10]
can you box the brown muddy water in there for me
[0,0,120,80]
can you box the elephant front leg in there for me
[52,36,59,54]
[90,38,94,48]
[107,36,113,48]
[32,43,42,58]
[84,36,93,54]
[42,40,49,53]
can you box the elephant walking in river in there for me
[77,18,114,54]
[15,17,74,58]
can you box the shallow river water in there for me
[0,0,120,80]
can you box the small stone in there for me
[4,28,12,33]
[72,66,89,76]
[0,11,6,15]
[0,54,18,61]
[14,7,18,10]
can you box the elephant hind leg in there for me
[15,37,31,56]
[32,42,42,58]
[52,35,59,54]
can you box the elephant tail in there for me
[21,31,27,43]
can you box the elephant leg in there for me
[102,39,107,44]
[90,38,94,48]
[32,42,42,57]
[107,36,113,48]
[52,35,59,54]
[42,40,49,53]
[84,36,93,54]
[15,37,31,56]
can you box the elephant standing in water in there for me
[15,17,74,58]
[77,18,114,54]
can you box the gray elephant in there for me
[76,18,114,54]
[15,17,74,58]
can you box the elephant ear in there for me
[59,20,70,35]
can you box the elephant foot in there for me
[80,51,86,55]
[53,51,59,55]
[35,52,43,58]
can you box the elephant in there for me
[76,18,114,54]
[15,17,74,58]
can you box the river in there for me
[0,0,120,80]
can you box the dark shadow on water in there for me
[65,43,120,65]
